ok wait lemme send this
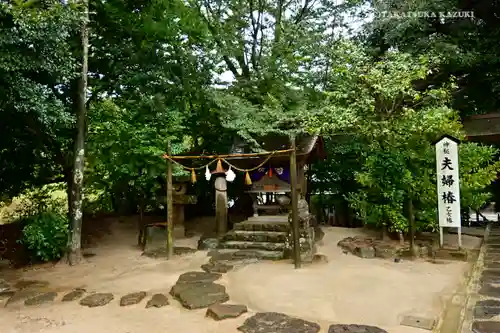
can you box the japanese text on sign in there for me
[435,137,461,228]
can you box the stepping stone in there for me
[120,292,147,306]
[79,293,114,307]
[176,271,222,284]
[400,316,435,330]
[477,299,500,307]
[62,289,86,302]
[174,247,197,255]
[6,290,42,306]
[201,262,233,273]
[474,305,500,319]
[328,324,388,333]
[206,304,248,320]
[479,285,500,298]
[472,321,500,332]
[238,312,320,333]
[24,292,57,306]
[170,282,226,298]
[14,280,48,290]
[174,283,229,309]
[146,294,169,308]
[209,252,259,267]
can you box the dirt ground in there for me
[0,216,481,333]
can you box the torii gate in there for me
[162,137,302,268]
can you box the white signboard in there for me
[435,136,461,230]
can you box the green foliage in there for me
[364,0,500,115]
[308,41,500,233]
[0,1,79,195]
[21,212,68,262]
[2,184,69,262]
[1,184,67,223]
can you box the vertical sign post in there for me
[434,135,461,248]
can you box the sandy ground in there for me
[0,217,481,333]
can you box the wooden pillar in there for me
[408,196,417,257]
[290,136,301,269]
[166,144,174,258]
[215,176,228,236]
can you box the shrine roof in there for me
[229,134,324,158]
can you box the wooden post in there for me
[166,143,174,258]
[138,197,144,247]
[290,136,301,269]
[215,176,228,236]
[408,196,417,257]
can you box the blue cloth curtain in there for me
[250,165,290,184]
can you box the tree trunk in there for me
[65,167,73,221]
[67,0,89,265]
[166,143,174,259]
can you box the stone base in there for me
[433,247,469,262]
[143,225,186,253]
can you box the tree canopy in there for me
[1,0,499,261]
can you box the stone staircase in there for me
[217,215,290,260]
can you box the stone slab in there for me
[474,306,500,319]
[177,288,229,309]
[176,271,221,284]
[120,292,147,306]
[146,293,169,308]
[400,315,435,330]
[433,248,468,261]
[6,290,42,306]
[479,285,500,298]
[79,293,114,307]
[238,312,320,333]
[472,320,500,332]
[14,280,49,290]
[170,282,225,298]
[62,289,86,302]
[206,303,248,320]
[201,262,233,273]
[477,299,500,307]
[24,292,57,306]
[329,324,388,333]
[485,262,500,270]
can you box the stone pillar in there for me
[215,176,228,236]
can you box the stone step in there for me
[219,241,286,252]
[210,249,284,261]
[234,222,289,232]
[223,230,288,243]
[247,215,288,223]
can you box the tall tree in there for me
[0,1,78,199]
[307,41,500,234]
[363,0,500,116]
[67,0,89,265]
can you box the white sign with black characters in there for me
[435,136,461,228]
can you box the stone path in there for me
[0,247,388,333]
[472,227,500,332]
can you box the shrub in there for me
[20,211,68,262]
